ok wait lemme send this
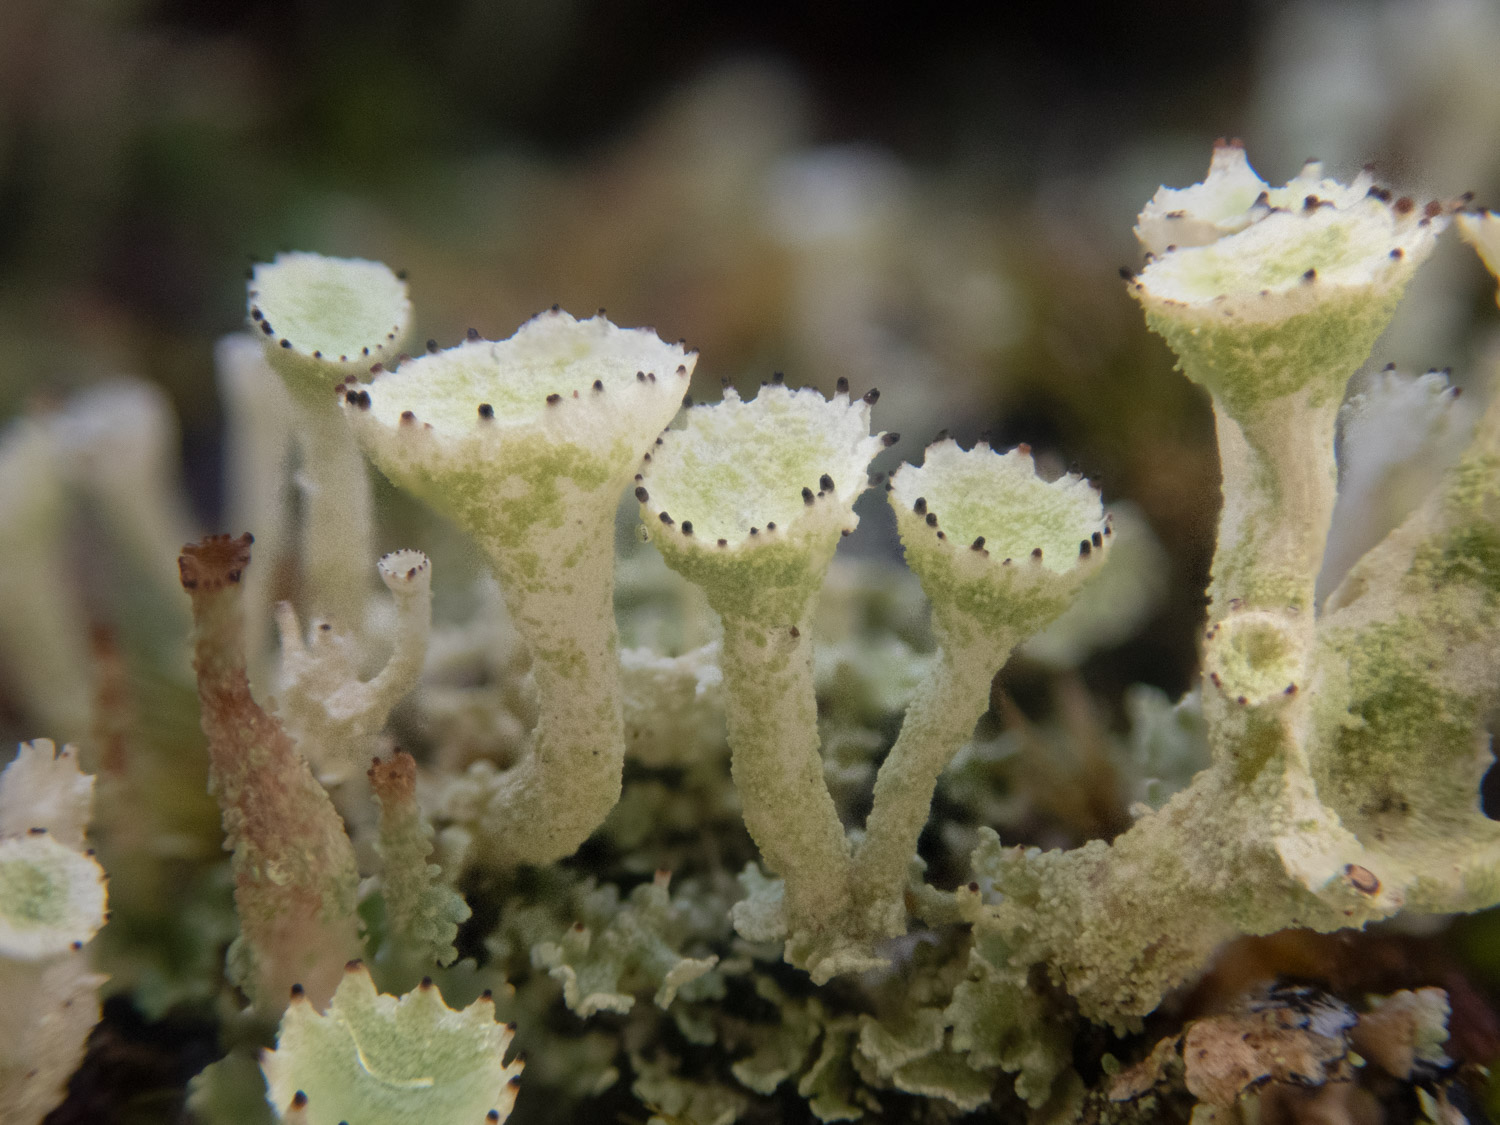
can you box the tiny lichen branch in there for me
[179,533,362,1013]
[346,309,694,867]
[262,961,522,1125]
[636,381,885,980]
[249,253,413,634]
[368,751,471,975]
[275,548,433,783]
[854,437,1107,936]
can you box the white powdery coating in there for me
[249,253,411,371]
[640,384,883,545]
[888,440,1103,575]
[361,311,690,438]
[0,740,93,849]
[347,312,694,524]
[1135,143,1271,254]
[0,834,107,960]
[1134,145,1446,321]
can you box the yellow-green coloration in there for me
[1132,147,1445,420]
[0,835,107,960]
[637,383,885,981]
[854,439,1108,939]
[1201,610,1301,707]
[531,872,719,1018]
[965,345,1500,1035]
[249,253,412,391]
[1141,290,1404,417]
[887,439,1105,643]
[1304,403,1500,915]
[348,310,693,869]
[349,312,691,562]
[262,964,523,1125]
[640,384,883,624]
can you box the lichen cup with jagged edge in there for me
[249,252,413,400]
[1130,144,1456,734]
[1131,142,1449,417]
[344,309,694,868]
[852,438,1108,936]
[635,380,889,623]
[636,379,890,979]
[247,253,415,630]
[262,961,523,1125]
[885,437,1108,649]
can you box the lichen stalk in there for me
[346,310,695,868]
[249,253,413,635]
[466,505,627,867]
[216,334,296,685]
[1198,391,1339,783]
[288,386,377,635]
[179,533,362,1012]
[718,614,855,942]
[0,422,95,742]
[368,751,470,978]
[856,439,1107,938]
[853,634,1006,935]
[1208,392,1339,622]
[633,382,886,977]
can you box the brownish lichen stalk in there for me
[179,533,361,1013]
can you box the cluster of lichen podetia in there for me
[163,150,1500,1120]
[6,142,1500,1124]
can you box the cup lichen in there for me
[5,140,1500,1125]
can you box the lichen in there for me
[6,140,1500,1125]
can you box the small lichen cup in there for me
[636,379,888,978]
[249,253,414,631]
[346,309,694,867]
[1129,143,1454,760]
[853,438,1107,934]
